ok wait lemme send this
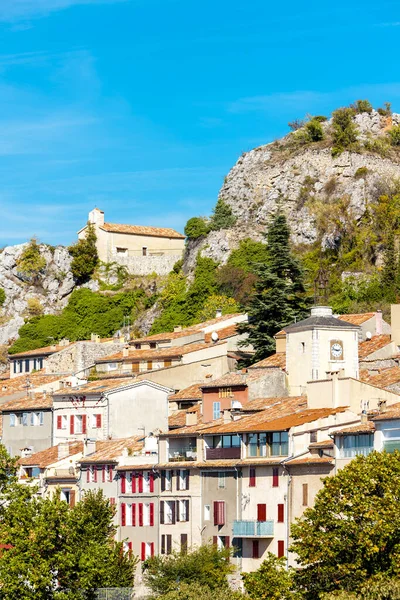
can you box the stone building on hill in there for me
[78,208,185,275]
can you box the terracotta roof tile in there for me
[53,377,140,396]
[0,393,53,411]
[358,335,392,359]
[201,372,247,389]
[168,384,203,401]
[204,324,239,342]
[100,222,185,239]
[0,373,61,400]
[309,439,333,448]
[131,328,202,344]
[244,396,306,412]
[79,436,144,463]
[339,312,376,325]
[248,353,286,369]
[285,456,333,465]
[168,405,200,429]
[372,403,400,421]
[96,341,224,363]
[334,421,375,435]
[9,343,73,359]
[19,442,83,468]
[359,366,400,388]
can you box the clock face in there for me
[330,341,343,360]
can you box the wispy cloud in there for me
[0,0,128,22]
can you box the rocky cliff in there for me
[183,109,400,272]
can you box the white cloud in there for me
[0,0,128,22]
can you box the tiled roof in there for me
[53,377,139,396]
[79,436,144,463]
[334,421,375,435]
[9,343,73,359]
[96,341,223,363]
[100,222,185,239]
[168,405,200,429]
[358,335,392,359]
[204,324,239,342]
[372,403,400,421]
[339,313,375,325]
[248,353,286,369]
[191,314,244,330]
[285,456,333,465]
[285,315,358,333]
[201,372,247,389]
[0,393,53,412]
[358,366,400,388]
[19,442,83,468]
[309,439,333,448]
[0,373,61,400]
[131,328,202,344]
[168,384,203,401]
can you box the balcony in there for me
[168,447,197,462]
[233,520,274,538]
[206,447,241,460]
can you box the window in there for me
[181,533,188,554]
[150,342,157,349]
[277,540,285,558]
[9,413,16,427]
[213,501,225,526]
[300,342,305,354]
[204,504,211,520]
[92,414,102,429]
[249,467,256,487]
[340,434,373,458]
[213,402,221,420]
[161,470,172,492]
[13,361,16,374]
[33,359,37,370]
[218,387,232,398]
[60,489,70,504]
[75,415,83,434]
[382,429,400,453]
[108,363,117,371]
[272,468,279,487]
[257,504,267,522]
[126,503,133,526]
[214,535,230,549]
[25,359,30,372]
[302,483,308,506]
[178,469,189,491]
[147,360,153,370]
[142,503,155,526]
[161,500,176,525]
[248,433,267,457]
[179,499,189,522]
[270,431,289,456]
[18,360,23,373]
[212,434,241,449]
[164,359,172,368]
[218,472,226,489]
[141,542,154,560]
[116,247,127,254]
[107,465,113,482]
[310,431,318,443]
[142,247,147,256]
[278,503,284,523]
[38,358,43,370]
[22,413,28,427]
[161,534,172,555]
[252,540,259,559]
[31,412,43,426]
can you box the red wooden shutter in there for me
[86,467,90,483]
[176,470,180,491]
[219,502,225,525]
[272,467,279,487]
[252,540,259,559]
[141,543,145,561]
[278,503,284,523]
[150,542,154,557]
[139,503,143,527]
[132,504,136,526]
[121,503,126,526]
[69,490,76,508]
[224,536,230,548]
[150,503,154,526]
[102,466,105,483]
[138,472,143,493]
[108,466,113,482]
[93,466,98,483]
[277,540,284,558]
[57,416,62,429]
[131,472,137,493]
[110,497,116,505]
[128,541,132,555]
[82,415,87,434]
[70,415,74,434]
[96,414,102,428]
[249,468,256,487]
[161,471,166,492]
[257,504,267,522]
[121,473,126,494]
[213,536,218,545]
[149,471,154,493]
[160,501,164,524]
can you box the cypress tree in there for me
[381,229,397,300]
[239,212,310,364]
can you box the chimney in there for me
[20,446,33,458]
[215,308,222,318]
[88,207,105,227]
[360,411,368,424]
[174,326,182,333]
[375,310,383,336]
[185,412,197,426]
[84,439,96,456]
[223,409,233,423]
[60,338,70,347]
[50,345,56,351]
[378,399,387,413]
[123,346,129,357]
[58,442,70,460]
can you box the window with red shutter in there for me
[272,467,279,487]
[121,473,126,494]
[70,415,74,435]
[138,472,143,493]
[108,466,113,482]
[150,503,154,526]
[82,415,87,434]
[139,503,143,527]
[132,472,137,493]
[150,542,154,557]
[102,466,105,483]
[141,542,145,561]
[110,497,115,505]
[213,536,218,546]
[277,540,284,558]
[127,541,132,555]
[278,503,284,523]
[257,504,267,522]
[213,501,225,525]
[121,503,126,526]
[57,416,62,430]
[86,468,90,483]
[132,504,136,526]
[249,467,256,487]
[224,536,230,548]
[96,414,102,428]
[252,540,259,559]
[149,471,154,493]
[93,466,98,483]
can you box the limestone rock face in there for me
[183,110,400,271]
[0,244,75,344]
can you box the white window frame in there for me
[179,469,188,491]
[143,503,150,526]
[60,489,70,503]
[126,503,132,526]
[61,415,68,430]
[218,471,226,489]
[22,413,28,427]
[179,499,188,522]
[165,470,172,491]
[204,504,210,520]
[108,363,118,371]
[165,501,174,524]
[144,542,152,559]
[9,413,16,427]
[75,415,83,434]
[143,471,150,493]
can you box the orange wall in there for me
[202,386,248,422]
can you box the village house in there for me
[78,208,185,275]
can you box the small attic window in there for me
[142,247,148,256]
[300,342,306,353]
[116,247,127,254]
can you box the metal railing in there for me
[233,520,274,537]
[168,447,197,462]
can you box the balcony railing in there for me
[233,520,274,538]
[168,448,197,462]
[206,447,241,460]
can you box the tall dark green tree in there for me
[381,229,397,300]
[209,198,237,231]
[68,222,99,283]
[238,212,310,363]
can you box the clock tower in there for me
[283,306,360,395]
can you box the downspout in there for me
[281,462,291,570]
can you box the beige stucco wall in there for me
[307,377,400,412]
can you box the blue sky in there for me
[1,0,400,245]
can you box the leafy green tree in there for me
[155,582,243,600]
[227,239,269,274]
[305,118,324,142]
[209,199,237,231]
[184,217,209,239]
[0,287,5,306]
[242,553,298,600]
[381,230,397,299]
[196,294,239,321]
[291,451,400,599]
[68,222,99,283]
[389,125,400,146]
[352,99,373,114]
[143,544,233,596]
[216,265,257,306]
[16,238,46,281]
[238,212,310,363]
[331,107,359,156]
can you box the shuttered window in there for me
[257,504,267,522]
[249,467,256,487]
[213,501,225,526]
[272,467,279,487]
[302,483,308,506]
[278,540,284,558]
[252,540,259,559]
[121,473,126,494]
[121,503,126,526]
[181,533,188,554]
[70,415,74,435]
[57,416,62,429]
[278,503,284,523]
[82,415,87,435]
[138,472,143,493]
[150,503,154,526]
[139,503,143,527]
[95,414,102,428]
